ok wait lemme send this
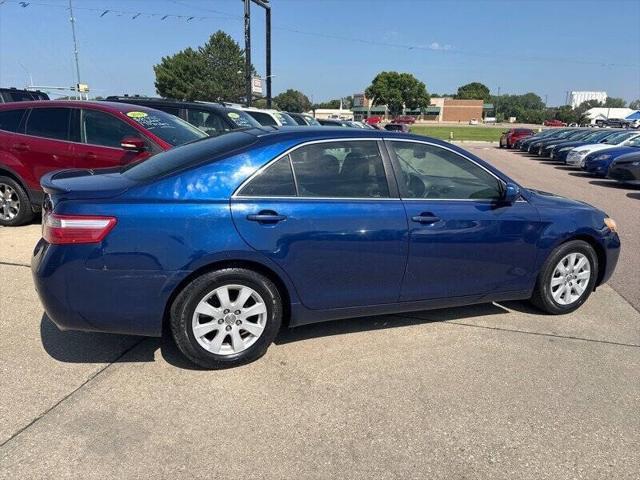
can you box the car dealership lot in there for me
[1,143,639,479]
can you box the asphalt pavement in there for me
[0,144,639,479]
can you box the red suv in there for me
[393,115,416,124]
[499,128,535,148]
[0,101,206,226]
[543,119,567,127]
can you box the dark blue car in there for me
[32,127,620,368]
[582,137,640,176]
[548,130,621,162]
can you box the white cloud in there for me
[427,42,453,51]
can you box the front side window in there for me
[81,109,142,148]
[225,109,261,128]
[125,109,207,146]
[186,109,229,136]
[25,108,71,140]
[0,109,26,132]
[290,141,389,198]
[390,142,502,200]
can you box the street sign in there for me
[251,77,263,97]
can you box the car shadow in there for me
[589,180,638,190]
[627,192,640,200]
[567,172,593,178]
[41,302,514,369]
[553,166,577,170]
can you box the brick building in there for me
[441,99,484,122]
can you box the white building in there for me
[584,107,637,124]
[569,91,607,109]
[309,109,353,120]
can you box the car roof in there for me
[104,96,235,111]
[0,99,164,114]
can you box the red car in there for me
[543,119,567,127]
[499,128,535,148]
[364,116,383,125]
[393,115,416,124]
[0,100,206,226]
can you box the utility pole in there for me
[68,0,82,99]
[265,4,271,108]
[243,0,252,107]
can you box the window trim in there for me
[232,138,399,200]
[383,138,509,202]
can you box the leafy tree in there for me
[604,97,626,108]
[154,31,254,103]
[455,82,491,102]
[365,71,430,116]
[630,99,640,110]
[273,89,312,112]
[313,99,341,109]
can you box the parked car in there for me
[105,96,261,135]
[1,87,49,103]
[32,127,620,368]
[364,116,383,125]
[286,112,321,126]
[469,118,479,125]
[528,129,581,154]
[581,137,640,176]
[317,118,352,127]
[499,128,535,148]
[595,118,630,129]
[548,129,621,162]
[607,151,640,184]
[544,119,567,127]
[539,129,596,157]
[241,108,299,127]
[393,115,416,124]
[515,129,562,150]
[0,100,206,225]
[384,123,410,132]
[566,131,640,167]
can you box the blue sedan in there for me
[582,138,640,176]
[32,127,620,368]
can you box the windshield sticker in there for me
[227,112,240,120]
[127,111,148,119]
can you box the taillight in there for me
[43,212,117,245]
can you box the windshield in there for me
[604,131,639,144]
[627,137,640,148]
[122,130,258,181]
[126,110,207,146]
[225,108,261,128]
[273,112,299,126]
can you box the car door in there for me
[72,108,155,168]
[231,139,408,310]
[19,107,76,182]
[386,139,542,301]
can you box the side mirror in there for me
[120,136,145,152]
[502,182,521,204]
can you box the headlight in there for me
[547,144,556,149]
[594,154,611,161]
[559,146,572,152]
[604,218,618,233]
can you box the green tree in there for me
[154,31,253,102]
[313,99,341,109]
[493,93,546,122]
[273,89,312,112]
[365,71,430,116]
[604,97,626,108]
[456,82,491,101]
[629,99,640,110]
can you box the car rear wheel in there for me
[170,268,282,368]
[529,240,598,314]
[0,176,34,227]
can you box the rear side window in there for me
[238,156,296,196]
[122,130,258,181]
[0,109,26,132]
[246,111,277,126]
[25,108,71,140]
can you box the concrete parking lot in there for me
[1,144,639,479]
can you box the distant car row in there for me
[502,127,640,185]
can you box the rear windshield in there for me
[122,130,258,181]
[225,108,261,128]
[124,109,207,146]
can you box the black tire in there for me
[529,240,598,314]
[0,175,34,227]
[170,268,283,369]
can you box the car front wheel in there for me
[170,268,283,368]
[529,240,598,314]
[0,176,34,227]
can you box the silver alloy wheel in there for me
[0,183,20,221]
[191,284,267,355]
[550,252,591,305]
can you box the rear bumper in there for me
[32,240,178,337]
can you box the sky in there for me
[0,0,638,106]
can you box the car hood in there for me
[40,167,136,201]
[585,146,639,160]
[524,188,599,212]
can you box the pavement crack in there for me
[0,338,147,449]
[433,319,640,348]
[0,261,30,268]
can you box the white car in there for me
[240,108,299,127]
[565,130,640,167]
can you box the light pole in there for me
[68,0,82,99]
[242,0,272,108]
